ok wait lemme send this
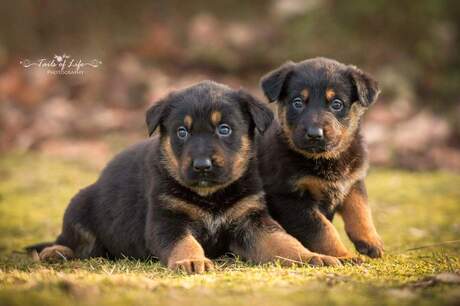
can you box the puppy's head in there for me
[260,57,380,159]
[146,80,273,196]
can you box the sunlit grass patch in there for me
[0,152,459,306]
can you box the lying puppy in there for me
[258,58,384,259]
[27,81,340,273]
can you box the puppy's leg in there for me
[267,194,356,261]
[146,203,214,274]
[33,187,100,262]
[230,211,342,267]
[38,223,100,262]
[165,233,214,274]
[339,181,384,258]
[307,209,358,260]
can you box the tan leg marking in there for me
[233,225,342,267]
[167,234,214,274]
[39,245,74,262]
[339,186,384,258]
[309,210,355,259]
[73,224,96,258]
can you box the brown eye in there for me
[330,99,344,112]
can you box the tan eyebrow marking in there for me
[184,115,193,129]
[211,111,222,126]
[325,88,336,101]
[301,89,309,100]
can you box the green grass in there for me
[1,152,460,306]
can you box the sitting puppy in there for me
[258,58,384,259]
[27,81,341,273]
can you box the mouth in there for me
[180,168,234,196]
[184,174,223,188]
[302,145,327,153]
[197,179,214,187]
[295,139,327,151]
[294,138,340,154]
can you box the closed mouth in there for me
[296,140,327,152]
[302,145,327,153]
[186,176,222,188]
[197,179,213,187]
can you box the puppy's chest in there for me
[190,205,248,256]
[291,166,366,209]
[161,192,263,237]
[195,212,231,237]
[193,214,233,258]
[290,162,368,210]
[293,175,353,207]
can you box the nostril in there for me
[192,158,213,172]
[306,127,324,140]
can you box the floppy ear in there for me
[236,89,274,134]
[145,98,169,136]
[260,61,295,103]
[347,66,380,107]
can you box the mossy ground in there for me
[1,152,459,306]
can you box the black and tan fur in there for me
[258,58,384,259]
[26,81,341,273]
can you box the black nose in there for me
[306,126,324,140]
[192,158,213,172]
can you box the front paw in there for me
[354,237,384,258]
[168,257,214,274]
[337,255,364,265]
[302,253,342,267]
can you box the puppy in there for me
[257,58,384,259]
[27,81,341,273]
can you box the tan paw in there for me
[354,236,384,258]
[39,245,74,262]
[337,255,365,265]
[168,258,214,274]
[302,253,342,267]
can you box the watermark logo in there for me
[20,54,102,75]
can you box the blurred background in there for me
[1,4,460,304]
[1,0,459,171]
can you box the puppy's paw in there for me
[39,245,74,262]
[168,258,214,274]
[303,253,342,267]
[354,238,384,258]
[337,255,364,265]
